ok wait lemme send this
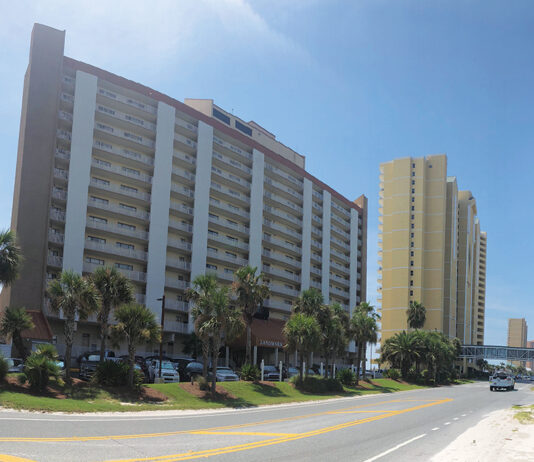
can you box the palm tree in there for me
[0,306,34,360]
[380,331,420,379]
[195,285,243,394]
[351,304,379,385]
[292,288,324,317]
[91,267,133,363]
[283,313,321,380]
[186,274,219,379]
[407,300,426,329]
[47,271,99,383]
[0,229,22,287]
[232,266,270,365]
[111,303,161,388]
[321,303,349,378]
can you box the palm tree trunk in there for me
[362,344,367,380]
[355,342,362,386]
[128,344,135,388]
[64,319,75,384]
[246,323,252,365]
[211,337,220,395]
[324,356,329,378]
[99,321,108,363]
[13,333,29,361]
[299,352,304,380]
[202,336,210,379]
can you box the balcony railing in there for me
[263,234,301,255]
[261,249,300,269]
[48,230,64,244]
[213,136,252,160]
[174,133,197,150]
[263,219,301,240]
[165,299,189,312]
[86,218,149,241]
[165,278,189,290]
[52,188,67,201]
[49,208,66,222]
[264,176,302,202]
[208,215,249,234]
[208,232,249,251]
[89,178,151,202]
[96,104,156,132]
[85,239,147,261]
[212,150,252,175]
[91,159,152,184]
[168,219,193,233]
[207,249,248,267]
[172,166,196,182]
[170,184,195,199]
[87,197,150,221]
[262,265,300,283]
[83,262,147,283]
[47,255,63,268]
[55,148,71,162]
[270,284,299,298]
[211,182,250,205]
[94,140,154,166]
[174,150,196,166]
[54,168,68,180]
[263,205,300,226]
[98,87,157,115]
[166,258,191,271]
[209,198,250,219]
[170,201,194,216]
[264,163,303,189]
[175,117,198,134]
[167,238,192,252]
[211,166,251,190]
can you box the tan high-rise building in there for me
[473,230,487,345]
[378,154,486,344]
[0,24,367,360]
[508,318,528,367]
[527,340,534,370]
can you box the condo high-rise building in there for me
[0,24,367,360]
[508,318,528,367]
[527,340,534,370]
[378,154,486,344]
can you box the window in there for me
[410,261,414,267]
[209,213,218,219]
[208,246,218,253]
[118,222,136,231]
[124,132,142,142]
[82,333,90,348]
[94,158,111,168]
[91,196,109,205]
[412,180,415,185]
[115,263,133,271]
[116,242,134,250]
[119,203,137,212]
[410,280,413,286]
[225,251,236,258]
[212,108,230,125]
[206,264,217,270]
[411,223,414,229]
[87,236,106,244]
[226,235,238,242]
[411,188,415,194]
[411,242,414,248]
[412,171,415,177]
[411,215,415,220]
[412,163,415,168]
[411,197,415,203]
[411,206,414,211]
[410,290,414,296]
[208,229,219,236]
[224,268,234,274]
[410,270,414,276]
[235,120,252,136]
[90,216,108,224]
[411,233,414,238]
[410,251,414,256]
[86,257,104,265]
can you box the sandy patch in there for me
[432,408,534,461]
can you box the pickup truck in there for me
[490,371,515,391]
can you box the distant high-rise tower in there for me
[378,154,486,344]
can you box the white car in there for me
[490,371,515,391]
[209,367,239,382]
[150,360,180,383]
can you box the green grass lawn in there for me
[513,404,534,424]
[0,378,435,413]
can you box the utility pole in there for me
[157,295,165,380]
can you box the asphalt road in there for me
[0,381,532,462]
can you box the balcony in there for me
[173,150,196,166]
[312,190,323,201]
[167,238,192,252]
[93,140,154,167]
[312,202,323,213]
[212,150,251,175]
[165,278,189,290]
[86,218,149,241]
[60,92,74,104]
[331,224,350,240]
[310,280,322,290]
[58,110,72,122]
[332,201,350,218]
[211,182,250,206]
[263,219,301,240]
[170,201,194,217]
[87,197,150,222]
[213,270,234,282]
[91,159,152,185]
[331,248,350,263]
[48,230,64,245]
[85,240,147,262]
[47,255,63,268]
[263,298,292,312]
[96,104,156,132]
[175,117,198,134]
[52,188,67,202]
[89,178,151,203]
[168,219,193,234]
[211,166,250,191]
[264,191,301,215]
[174,133,197,151]
[165,299,189,312]
[163,320,189,334]
[207,249,248,267]
[263,234,301,256]
[312,226,322,238]
[264,176,302,202]
[270,284,299,298]
[208,215,249,235]
[209,198,249,219]
[331,236,350,252]
[264,163,303,189]
[311,239,322,250]
[331,273,349,287]
[310,265,321,276]
[261,249,300,269]
[83,262,147,283]
[97,87,157,115]
[208,232,249,251]
[213,135,252,161]
[330,260,349,275]
[263,205,300,227]
[166,257,191,271]
[94,122,155,150]
[55,148,71,162]
[262,265,300,283]
[54,167,68,181]
[49,208,66,222]
[172,166,196,183]
[330,286,349,299]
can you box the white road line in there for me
[444,422,451,425]
[461,414,466,417]
[453,417,459,420]
[432,427,439,431]
[362,434,427,462]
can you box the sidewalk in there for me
[432,408,534,461]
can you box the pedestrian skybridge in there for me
[460,344,534,361]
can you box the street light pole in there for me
[157,295,165,380]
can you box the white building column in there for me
[349,209,359,316]
[189,121,214,330]
[62,70,97,273]
[321,190,332,303]
[248,149,264,270]
[300,178,313,290]
[145,102,175,319]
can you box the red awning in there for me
[21,311,53,341]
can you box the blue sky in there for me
[1,0,533,346]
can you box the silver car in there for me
[210,367,239,382]
[6,358,24,373]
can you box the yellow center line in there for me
[104,398,453,462]
[326,410,399,414]
[189,431,298,437]
[0,398,413,443]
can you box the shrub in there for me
[336,368,356,386]
[0,356,8,382]
[406,367,420,383]
[19,350,61,391]
[240,364,261,381]
[385,368,401,380]
[291,375,344,393]
[194,375,210,391]
[93,360,129,387]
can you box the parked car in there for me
[183,361,204,381]
[490,371,515,391]
[120,355,154,383]
[150,360,180,383]
[208,367,239,382]
[170,357,195,377]
[263,365,280,381]
[77,350,116,368]
[5,358,24,373]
